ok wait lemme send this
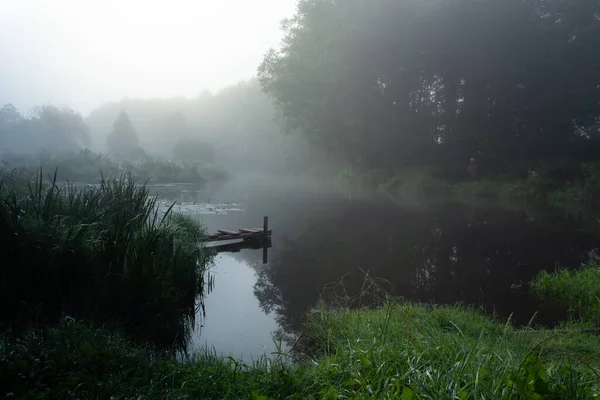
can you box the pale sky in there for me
[0,0,296,115]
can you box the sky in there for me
[0,0,296,115]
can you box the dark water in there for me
[150,177,599,360]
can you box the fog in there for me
[2,0,598,181]
[0,0,296,114]
[2,0,600,387]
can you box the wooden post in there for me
[263,216,269,264]
[263,216,269,239]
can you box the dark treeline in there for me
[259,0,600,178]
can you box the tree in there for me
[1,104,90,153]
[0,104,21,126]
[259,0,600,177]
[106,111,140,158]
[31,105,91,150]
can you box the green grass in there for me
[2,302,599,399]
[532,264,600,327]
[298,302,600,399]
[0,170,213,350]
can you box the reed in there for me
[0,169,213,350]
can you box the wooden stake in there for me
[263,216,269,264]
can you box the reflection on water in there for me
[149,177,600,358]
[191,253,282,361]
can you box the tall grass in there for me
[2,303,599,399]
[0,169,213,350]
[296,302,600,399]
[532,264,600,327]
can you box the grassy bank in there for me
[333,163,600,216]
[0,170,213,350]
[2,300,599,399]
[3,266,600,398]
[0,149,231,184]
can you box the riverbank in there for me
[0,149,231,185]
[333,163,600,218]
[2,266,599,399]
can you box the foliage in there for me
[0,104,90,153]
[532,264,600,326]
[123,159,206,184]
[0,149,230,184]
[259,0,600,177]
[2,303,600,399]
[0,171,212,350]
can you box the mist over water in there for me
[146,175,599,358]
[1,0,599,367]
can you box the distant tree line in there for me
[0,104,90,154]
[85,80,331,175]
[259,0,600,178]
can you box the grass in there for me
[532,264,600,327]
[297,302,600,399]
[0,169,213,350]
[2,301,599,399]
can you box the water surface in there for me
[150,177,599,358]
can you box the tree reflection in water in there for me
[250,202,598,343]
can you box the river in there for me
[150,175,599,361]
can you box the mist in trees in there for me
[0,104,90,154]
[3,0,599,183]
[85,79,333,175]
[259,0,600,178]
[106,110,145,160]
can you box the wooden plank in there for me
[208,241,272,253]
[240,228,260,233]
[201,230,272,242]
[217,229,240,235]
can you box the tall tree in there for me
[106,111,140,158]
[259,0,600,177]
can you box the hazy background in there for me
[0,0,296,114]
